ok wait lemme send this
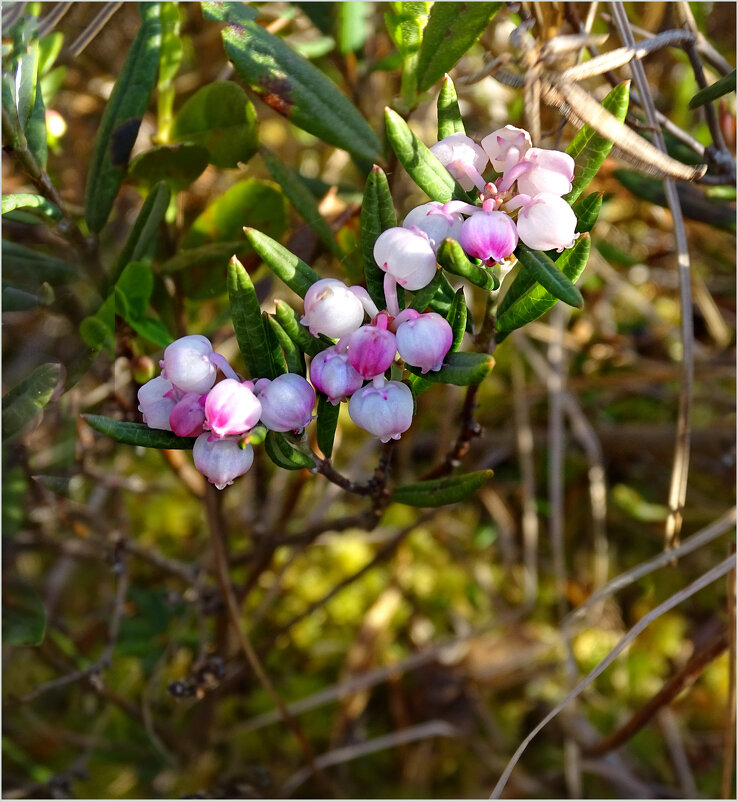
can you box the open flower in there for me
[430,133,488,191]
[348,377,414,442]
[514,193,578,252]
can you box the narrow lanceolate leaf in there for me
[316,392,340,458]
[82,414,196,449]
[337,1,370,54]
[244,228,320,298]
[688,69,736,109]
[437,74,465,139]
[222,20,382,164]
[85,3,162,232]
[264,430,315,470]
[262,146,343,259]
[447,288,467,352]
[385,107,462,202]
[201,2,258,24]
[497,234,591,337]
[268,316,306,376]
[115,181,171,280]
[514,243,583,309]
[437,237,499,290]
[2,193,61,222]
[391,469,493,507]
[2,363,61,441]
[406,351,494,385]
[2,242,76,287]
[564,81,630,205]
[415,2,501,93]
[228,256,280,380]
[361,165,398,309]
[573,192,603,233]
[274,299,330,357]
[410,270,443,311]
[262,311,289,378]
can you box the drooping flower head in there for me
[254,374,316,432]
[348,377,414,442]
[161,335,217,395]
[193,434,254,490]
[169,392,206,437]
[481,125,532,173]
[514,193,578,252]
[394,310,453,374]
[309,345,364,405]
[345,318,397,380]
[458,210,518,264]
[430,133,489,192]
[301,278,365,338]
[373,227,437,291]
[403,202,464,251]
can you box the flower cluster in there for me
[137,335,315,489]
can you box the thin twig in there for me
[658,707,699,798]
[722,553,736,798]
[67,2,124,58]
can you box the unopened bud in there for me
[137,376,177,431]
[254,374,316,432]
[204,379,262,438]
[309,345,363,405]
[301,278,365,338]
[348,378,414,442]
[193,434,254,490]
[161,335,217,395]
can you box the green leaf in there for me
[261,146,343,259]
[391,469,493,507]
[415,2,501,93]
[437,237,499,290]
[1,241,76,286]
[688,69,736,108]
[447,287,468,352]
[244,228,320,298]
[2,363,61,441]
[409,269,443,311]
[170,81,258,168]
[264,430,315,470]
[337,1,369,54]
[437,73,465,139]
[115,261,153,321]
[2,193,61,223]
[158,240,248,274]
[3,578,46,646]
[228,256,280,380]
[82,414,196,449]
[80,293,115,355]
[14,34,39,130]
[128,143,209,191]
[406,351,494,385]
[201,1,258,24]
[573,192,603,233]
[268,315,306,376]
[3,464,28,539]
[222,20,382,165]
[514,242,583,309]
[316,392,340,458]
[384,107,464,202]
[496,234,591,336]
[263,311,289,377]
[25,75,47,169]
[565,81,630,204]
[2,284,41,312]
[115,181,171,280]
[84,3,162,232]
[127,315,173,348]
[273,298,328,357]
[385,2,431,106]
[361,165,398,309]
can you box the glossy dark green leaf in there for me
[201,1,258,24]
[437,74,465,139]
[406,351,494,385]
[228,256,279,380]
[496,234,591,337]
[25,75,47,169]
[128,143,209,191]
[3,578,46,646]
[115,181,171,280]
[263,311,289,377]
[514,242,583,309]
[84,3,162,232]
[565,81,630,204]
[573,191,603,233]
[338,1,369,54]
[361,165,399,309]
[437,237,499,290]
[385,107,463,202]
[2,363,61,441]
[689,69,736,108]
[2,241,76,286]
[415,2,501,93]
[391,469,493,507]
[316,392,340,458]
[447,287,467,352]
[170,81,258,168]
[82,414,196,449]
[14,33,39,130]
[409,269,443,311]
[222,20,382,164]
[261,146,343,259]
[244,229,320,298]
[273,299,329,357]
[268,315,306,376]
[2,193,61,222]
[264,430,315,470]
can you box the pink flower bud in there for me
[459,210,518,263]
[253,374,316,432]
[309,345,363,405]
[403,202,463,251]
[516,148,575,197]
[161,335,217,395]
[169,392,206,437]
[348,378,414,442]
[373,227,437,291]
[193,434,254,490]
[395,311,453,373]
[481,126,532,173]
[137,376,177,431]
[346,323,397,380]
[204,379,262,438]
[430,133,488,191]
[300,278,365,338]
[515,193,578,252]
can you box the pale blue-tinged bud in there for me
[348,377,413,442]
[395,311,452,374]
[137,376,177,431]
[309,346,363,405]
[193,434,254,490]
[300,278,365,338]
[253,374,316,432]
[161,335,217,395]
